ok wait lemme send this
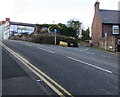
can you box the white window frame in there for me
[112,25,119,34]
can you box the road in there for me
[2,49,48,95]
[1,40,119,96]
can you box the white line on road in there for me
[102,55,111,59]
[38,47,55,54]
[85,51,95,55]
[84,48,89,51]
[67,56,112,74]
[79,48,89,52]
[38,47,46,51]
[46,50,55,54]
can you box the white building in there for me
[4,21,35,39]
[0,18,35,40]
[0,24,4,41]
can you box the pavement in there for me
[2,49,48,96]
[1,40,119,96]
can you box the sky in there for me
[0,0,119,29]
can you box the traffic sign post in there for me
[105,33,108,50]
[54,29,57,45]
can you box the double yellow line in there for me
[1,42,73,97]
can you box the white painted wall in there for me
[0,24,4,40]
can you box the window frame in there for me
[112,25,119,34]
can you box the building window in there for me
[112,25,119,34]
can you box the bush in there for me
[30,34,78,47]
[10,34,78,47]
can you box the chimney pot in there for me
[94,1,100,12]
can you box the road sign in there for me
[104,33,108,37]
[54,29,57,33]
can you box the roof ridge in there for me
[99,9,120,12]
[9,21,35,25]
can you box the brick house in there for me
[92,1,120,52]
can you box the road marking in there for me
[79,48,89,52]
[1,42,72,97]
[3,47,64,96]
[85,52,95,55]
[38,47,55,54]
[67,56,112,74]
[102,55,111,59]
[79,50,84,52]
[107,56,111,59]
[38,47,46,51]
[46,50,55,54]
[84,48,89,51]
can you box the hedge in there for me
[9,34,78,47]
[30,34,78,47]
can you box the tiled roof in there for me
[9,22,35,27]
[99,9,120,24]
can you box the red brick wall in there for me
[91,11,102,46]
[91,1,102,46]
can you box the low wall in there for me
[99,36,117,52]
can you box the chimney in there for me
[94,0,100,12]
[6,18,10,21]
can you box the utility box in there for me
[59,41,68,47]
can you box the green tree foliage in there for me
[58,23,66,28]
[67,19,82,38]
[80,28,91,41]
[58,23,78,38]
[59,26,77,37]
[36,23,78,38]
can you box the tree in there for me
[58,23,66,28]
[58,24,77,37]
[67,19,82,38]
[80,28,90,41]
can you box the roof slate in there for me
[99,9,120,24]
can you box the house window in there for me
[112,25,119,34]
